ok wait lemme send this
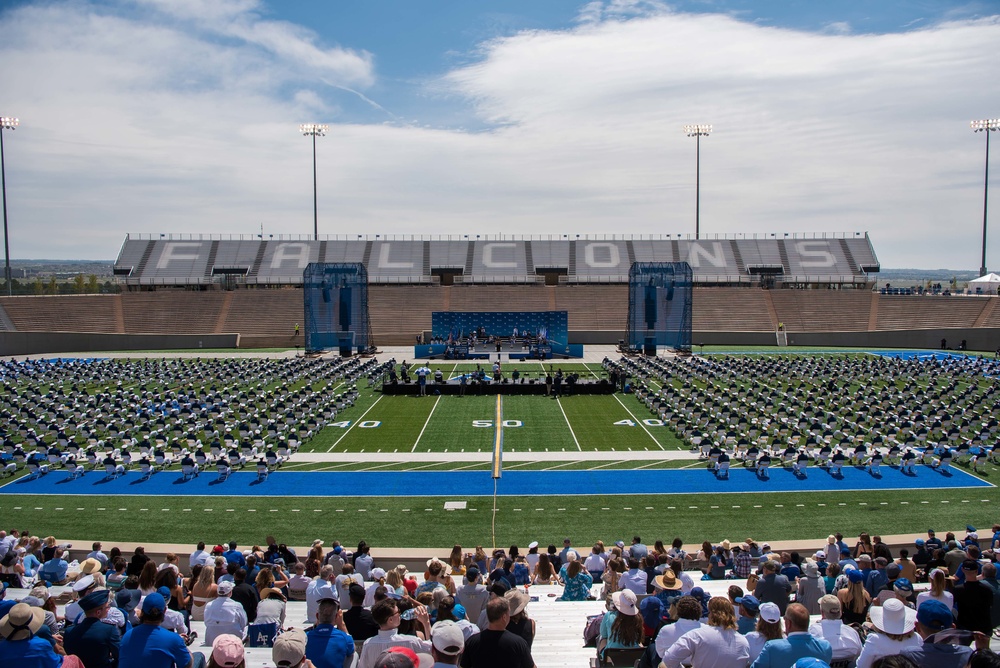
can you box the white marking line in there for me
[612,394,665,450]
[451,461,488,471]
[581,363,603,380]
[633,459,670,470]
[541,460,581,471]
[680,460,704,469]
[411,395,442,452]
[586,460,624,471]
[327,395,384,451]
[554,398,582,451]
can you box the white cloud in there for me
[1,2,998,270]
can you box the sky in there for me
[0,0,999,269]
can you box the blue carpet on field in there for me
[0,464,991,497]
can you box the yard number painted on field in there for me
[473,420,523,428]
[331,421,381,428]
[614,419,664,427]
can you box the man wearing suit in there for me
[753,560,792,614]
[750,603,832,668]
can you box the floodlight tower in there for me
[972,119,999,277]
[684,124,712,239]
[0,116,18,297]
[300,123,328,241]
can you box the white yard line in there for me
[326,396,383,452]
[411,395,442,452]
[555,398,583,451]
[541,460,582,471]
[612,394,666,450]
[581,363,603,380]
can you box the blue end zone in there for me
[1,465,990,498]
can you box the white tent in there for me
[968,273,1000,293]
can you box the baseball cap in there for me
[819,595,841,618]
[962,559,980,572]
[465,566,480,581]
[212,634,245,668]
[847,569,865,583]
[893,578,913,593]
[735,595,760,614]
[431,621,465,655]
[759,602,781,624]
[840,546,851,555]
[272,628,307,667]
[793,659,831,668]
[217,580,235,596]
[915,539,925,546]
[916,599,954,631]
[141,593,166,614]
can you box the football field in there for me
[3,352,1000,548]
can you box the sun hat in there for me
[759,602,781,624]
[312,539,324,547]
[722,539,731,550]
[0,602,45,640]
[869,598,917,634]
[116,589,140,615]
[273,628,308,667]
[527,541,539,550]
[431,620,465,656]
[78,558,103,575]
[260,587,286,601]
[612,589,638,616]
[916,599,954,631]
[504,589,530,616]
[212,634,245,668]
[735,595,760,615]
[803,562,820,577]
[654,570,682,591]
[639,596,664,628]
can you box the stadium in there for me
[2,233,1000,665]
[3,1,1000,665]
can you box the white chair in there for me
[216,463,231,482]
[256,461,269,482]
[181,464,199,481]
[757,458,771,480]
[935,454,953,473]
[139,461,155,480]
[793,457,809,476]
[715,460,730,480]
[1,462,16,478]
[265,452,282,470]
[67,464,86,480]
[26,462,49,479]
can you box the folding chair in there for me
[256,461,269,482]
[67,464,86,480]
[246,622,278,648]
[181,464,199,481]
[715,459,730,480]
[26,462,49,479]
[105,463,124,479]
[216,463,232,482]
[139,462,155,481]
[1,461,16,478]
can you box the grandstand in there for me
[2,232,1000,356]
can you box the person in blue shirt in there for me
[120,593,204,668]
[0,603,62,668]
[306,599,354,668]
[749,603,832,668]
[222,542,245,569]
[38,548,69,585]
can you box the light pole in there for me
[972,119,999,277]
[0,116,18,297]
[300,123,328,241]
[684,124,712,239]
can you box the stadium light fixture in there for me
[300,123,328,241]
[972,118,999,277]
[0,116,18,297]
[683,124,712,239]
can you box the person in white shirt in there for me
[334,563,364,607]
[306,565,338,623]
[357,598,432,668]
[808,595,863,666]
[203,580,248,645]
[654,595,703,660]
[855,598,922,668]
[189,542,213,570]
[287,561,312,600]
[662,596,750,668]
[584,545,606,581]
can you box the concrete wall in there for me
[0,331,240,356]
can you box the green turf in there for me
[3,482,997,548]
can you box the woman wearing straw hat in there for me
[652,569,684,609]
[504,589,535,648]
[598,589,643,660]
[854,598,921,668]
[0,602,65,666]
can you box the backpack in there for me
[583,612,605,647]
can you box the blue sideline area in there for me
[1,465,990,498]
